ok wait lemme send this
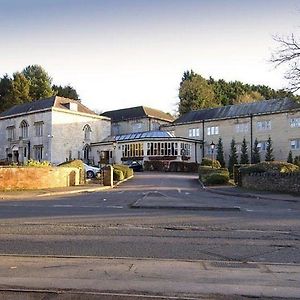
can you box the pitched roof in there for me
[174,98,300,124]
[0,96,98,118]
[101,106,174,122]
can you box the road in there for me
[0,172,299,299]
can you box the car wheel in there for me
[87,170,94,178]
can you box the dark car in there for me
[124,161,143,172]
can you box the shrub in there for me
[169,161,199,172]
[239,161,299,174]
[200,158,221,168]
[58,159,85,184]
[24,159,51,167]
[204,173,230,185]
[294,156,300,167]
[113,169,124,181]
[113,164,133,178]
[144,160,166,171]
[199,166,229,182]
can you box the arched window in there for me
[20,120,29,139]
[83,124,92,141]
[83,144,91,163]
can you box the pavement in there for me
[0,255,299,299]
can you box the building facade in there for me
[162,98,300,163]
[0,96,111,165]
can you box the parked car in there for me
[124,161,143,172]
[83,163,101,178]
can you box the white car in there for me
[83,163,101,179]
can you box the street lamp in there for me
[112,141,117,164]
[210,141,215,167]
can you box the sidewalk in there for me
[0,184,111,201]
[204,185,300,202]
[0,255,299,299]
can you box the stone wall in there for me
[0,167,80,190]
[241,172,300,194]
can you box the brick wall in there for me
[0,167,80,190]
[242,172,300,194]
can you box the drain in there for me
[210,261,258,269]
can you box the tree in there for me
[251,138,261,164]
[22,65,54,99]
[180,70,197,86]
[287,150,293,163]
[10,72,31,105]
[0,74,12,112]
[240,137,249,164]
[271,34,300,93]
[178,74,216,115]
[265,136,275,161]
[294,155,300,167]
[228,138,238,174]
[216,137,225,167]
[53,84,80,100]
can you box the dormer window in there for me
[20,120,29,139]
[83,124,92,141]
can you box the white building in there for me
[0,96,111,165]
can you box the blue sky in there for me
[1,0,299,114]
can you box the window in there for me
[236,123,249,133]
[290,118,300,128]
[34,145,43,161]
[188,128,200,137]
[257,141,268,152]
[207,126,219,136]
[34,122,43,137]
[290,139,300,150]
[121,143,144,158]
[180,143,191,156]
[145,142,182,156]
[256,120,271,131]
[7,126,15,140]
[83,124,92,141]
[20,120,29,138]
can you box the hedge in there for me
[144,160,167,171]
[199,166,229,184]
[204,173,230,185]
[239,161,299,174]
[200,158,221,169]
[113,169,124,181]
[113,164,133,178]
[169,161,199,172]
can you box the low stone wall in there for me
[242,172,300,194]
[0,167,80,190]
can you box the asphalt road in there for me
[0,172,299,299]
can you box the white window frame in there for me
[290,139,300,150]
[256,120,271,131]
[290,118,300,128]
[34,122,43,137]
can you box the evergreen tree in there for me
[265,136,275,161]
[240,137,249,164]
[251,138,261,164]
[10,72,31,105]
[294,155,300,167]
[22,65,54,100]
[0,74,12,112]
[228,138,238,173]
[287,150,293,163]
[53,84,80,100]
[216,137,225,167]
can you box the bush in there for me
[204,173,230,185]
[24,159,51,167]
[113,164,133,178]
[239,161,299,174]
[113,169,124,181]
[169,161,199,172]
[200,158,221,169]
[199,166,229,183]
[144,160,166,171]
[58,159,85,184]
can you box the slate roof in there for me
[174,98,300,124]
[0,96,98,118]
[101,106,174,122]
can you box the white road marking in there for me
[106,205,123,209]
[177,188,181,193]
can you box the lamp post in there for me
[210,141,215,167]
[112,141,117,164]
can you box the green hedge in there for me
[58,159,85,184]
[113,169,124,181]
[239,161,299,174]
[113,164,133,178]
[200,158,221,169]
[204,173,230,185]
[169,161,199,172]
[144,160,166,171]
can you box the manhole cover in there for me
[210,261,258,269]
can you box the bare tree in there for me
[271,34,300,92]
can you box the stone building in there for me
[162,98,300,163]
[0,96,111,165]
[101,106,174,135]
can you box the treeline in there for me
[178,70,299,115]
[0,65,79,113]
